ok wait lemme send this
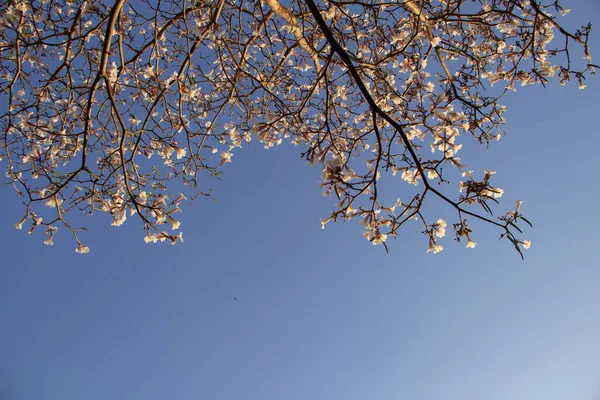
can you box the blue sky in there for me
[1,2,600,400]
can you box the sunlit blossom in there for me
[175,147,187,159]
[14,216,27,230]
[433,219,446,238]
[75,243,90,254]
[221,151,233,163]
[466,240,477,249]
[427,241,444,254]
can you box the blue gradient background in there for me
[1,2,599,399]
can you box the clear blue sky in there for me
[1,2,600,400]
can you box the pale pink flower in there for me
[75,243,90,254]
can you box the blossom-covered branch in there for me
[0,0,595,255]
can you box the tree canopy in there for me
[0,0,595,255]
